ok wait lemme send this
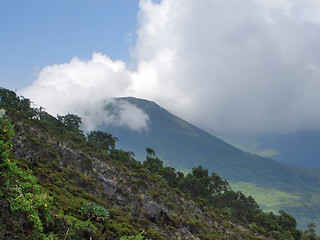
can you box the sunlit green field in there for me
[231,181,320,233]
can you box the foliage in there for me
[57,113,82,130]
[302,223,319,240]
[143,151,163,174]
[146,147,155,157]
[87,130,117,154]
[211,190,260,222]
[63,215,98,240]
[79,202,109,221]
[0,118,52,239]
[143,228,166,240]
[0,87,37,119]
[141,148,303,240]
[57,113,86,141]
[179,166,230,199]
[142,148,183,188]
[120,231,151,240]
[111,149,137,164]
[0,87,315,239]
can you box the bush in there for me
[0,118,52,239]
[120,230,151,240]
[79,202,109,221]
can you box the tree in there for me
[179,166,230,199]
[0,88,37,119]
[0,87,20,110]
[143,148,163,173]
[277,210,302,240]
[211,190,260,222]
[157,167,177,187]
[57,113,82,130]
[87,131,117,153]
[142,148,184,188]
[278,210,297,230]
[146,147,155,157]
[56,114,86,142]
[303,223,318,240]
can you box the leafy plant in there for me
[79,202,109,221]
[120,231,151,240]
[0,118,52,239]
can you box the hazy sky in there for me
[2,0,320,136]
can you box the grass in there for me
[231,181,320,233]
[231,182,301,210]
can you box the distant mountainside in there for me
[101,97,316,190]
[224,131,320,168]
[100,97,320,232]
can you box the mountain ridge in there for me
[100,97,320,232]
[103,97,314,190]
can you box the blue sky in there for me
[0,0,139,89]
[2,0,320,167]
[2,0,320,141]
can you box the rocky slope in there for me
[2,114,268,239]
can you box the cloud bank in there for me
[21,53,149,132]
[21,0,320,136]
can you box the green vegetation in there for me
[87,130,117,154]
[120,231,150,240]
[79,202,109,221]
[1,87,319,239]
[102,97,320,233]
[141,148,303,240]
[0,117,52,239]
[231,182,302,210]
[303,223,318,240]
[231,181,320,232]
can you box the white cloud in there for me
[20,53,149,132]
[132,0,320,135]
[20,0,320,136]
[107,100,150,131]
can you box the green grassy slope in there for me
[231,181,320,232]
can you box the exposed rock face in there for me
[8,118,270,240]
[142,201,167,223]
[98,175,117,195]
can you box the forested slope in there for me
[0,87,316,239]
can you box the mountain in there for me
[225,131,320,168]
[101,97,317,190]
[100,97,320,232]
[0,87,306,239]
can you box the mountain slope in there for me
[101,98,318,191]
[100,97,320,231]
[227,131,320,168]
[1,87,302,239]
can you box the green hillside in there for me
[102,97,320,232]
[0,88,317,240]
[1,87,313,239]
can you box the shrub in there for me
[79,202,109,221]
[120,230,151,240]
[0,118,52,239]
